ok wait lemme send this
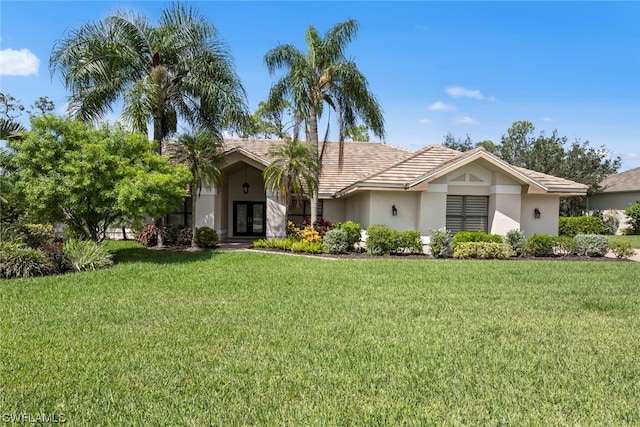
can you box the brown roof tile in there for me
[600,167,640,192]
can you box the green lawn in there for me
[1,241,639,426]
[609,234,640,248]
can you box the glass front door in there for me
[233,201,265,237]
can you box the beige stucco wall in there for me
[489,186,522,235]
[266,191,286,238]
[322,199,346,224]
[369,191,419,231]
[344,192,371,227]
[588,192,640,211]
[520,194,560,236]
[417,185,447,234]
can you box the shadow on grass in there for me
[109,242,222,266]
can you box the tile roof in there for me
[220,138,588,196]
[600,167,640,192]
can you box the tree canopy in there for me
[50,3,248,148]
[8,115,191,241]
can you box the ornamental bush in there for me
[505,229,526,256]
[624,201,640,235]
[0,246,54,279]
[161,224,182,245]
[555,236,578,256]
[290,240,326,254]
[453,242,515,259]
[19,223,55,248]
[39,242,71,274]
[301,226,322,243]
[558,216,604,237]
[135,224,158,247]
[609,241,635,259]
[573,234,609,257]
[365,224,395,255]
[63,239,114,272]
[323,229,350,254]
[176,227,193,246]
[395,231,423,255]
[429,228,453,258]
[452,231,503,246]
[522,234,557,257]
[333,221,363,250]
[194,227,218,249]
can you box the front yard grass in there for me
[1,241,638,425]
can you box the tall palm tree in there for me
[263,139,319,222]
[50,3,248,151]
[264,19,385,225]
[167,128,225,246]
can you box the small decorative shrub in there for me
[523,234,557,257]
[333,220,363,250]
[395,231,423,255]
[624,201,640,235]
[290,240,326,254]
[252,239,268,248]
[558,216,605,237]
[555,236,578,256]
[0,223,20,243]
[505,229,526,256]
[63,239,114,272]
[176,227,193,246]
[300,226,322,243]
[19,223,55,248]
[302,216,332,236]
[453,242,515,259]
[323,229,350,254]
[365,224,395,255]
[0,246,54,279]
[429,228,453,258]
[573,234,609,257]
[135,224,158,247]
[161,224,182,245]
[286,220,301,237]
[609,241,635,259]
[194,227,218,249]
[452,231,503,246]
[38,242,71,274]
[599,212,620,235]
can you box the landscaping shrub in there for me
[333,220,362,250]
[0,246,54,279]
[302,216,333,236]
[558,216,604,237]
[453,242,515,259]
[0,223,20,243]
[429,228,453,258]
[522,234,557,257]
[38,242,71,274]
[286,220,301,237]
[365,224,395,255]
[63,239,114,272]
[555,236,578,256]
[301,226,322,243]
[452,231,503,246]
[135,224,158,247]
[194,227,218,249]
[395,230,423,255]
[176,227,193,246]
[290,240,326,254]
[161,224,182,245]
[624,201,640,235]
[323,229,350,254]
[19,223,55,248]
[599,212,620,235]
[573,234,609,257]
[505,229,526,256]
[609,241,635,259]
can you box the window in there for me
[446,196,488,233]
[287,200,323,226]
[166,197,193,227]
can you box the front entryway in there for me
[233,201,266,237]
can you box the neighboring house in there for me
[588,166,640,233]
[177,139,588,240]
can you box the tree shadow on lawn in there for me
[111,245,223,266]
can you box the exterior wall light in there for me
[242,182,250,195]
[534,208,541,219]
[392,205,398,216]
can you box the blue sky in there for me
[1,1,639,170]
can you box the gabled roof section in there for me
[599,167,640,193]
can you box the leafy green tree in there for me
[243,100,293,139]
[344,124,370,142]
[263,139,319,217]
[9,115,191,241]
[264,19,385,224]
[167,128,225,245]
[442,133,474,151]
[50,3,248,150]
[0,93,26,140]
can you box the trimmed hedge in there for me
[453,231,503,246]
[194,227,218,248]
[333,221,363,250]
[523,234,557,257]
[453,242,515,259]
[574,234,609,257]
[323,229,350,254]
[558,216,604,237]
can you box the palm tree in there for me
[50,3,248,151]
[167,128,225,246]
[264,19,385,225]
[263,139,319,222]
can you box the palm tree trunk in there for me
[153,114,165,246]
[308,107,320,226]
[191,189,198,247]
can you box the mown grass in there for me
[609,234,640,248]
[1,241,639,426]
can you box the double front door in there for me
[233,201,265,237]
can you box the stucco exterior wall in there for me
[588,192,640,211]
[195,188,216,230]
[322,199,346,224]
[369,191,419,231]
[489,186,521,235]
[520,194,560,236]
[417,185,447,234]
[345,192,371,228]
[266,190,286,239]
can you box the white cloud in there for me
[542,116,554,122]
[454,116,479,125]
[0,48,40,76]
[418,118,433,124]
[428,101,456,111]
[446,86,495,101]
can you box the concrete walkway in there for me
[605,248,640,262]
